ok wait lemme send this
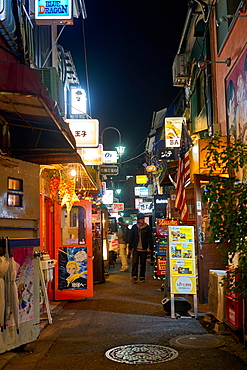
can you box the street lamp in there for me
[100,126,126,164]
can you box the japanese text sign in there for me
[67,119,99,147]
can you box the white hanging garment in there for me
[0,257,10,328]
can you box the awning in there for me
[0,60,81,165]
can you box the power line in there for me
[121,151,145,164]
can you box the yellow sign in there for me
[168,225,196,295]
[67,119,99,147]
[136,175,148,184]
[171,276,196,294]
[169,226,193,243]
[170,242,194,259]
[170,259,195,275]
[77,145,103,165]
[165,117,184,148]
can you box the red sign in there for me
[157,258,166,275]
[113,203,124,211]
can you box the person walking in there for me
[129,213,153,282]
[117,217,129,272]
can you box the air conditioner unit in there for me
[35,67,65,114]
[172,54,188,87]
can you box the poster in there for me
[157,258,166,276]
[168,226,196,294]
[171,276,196,294]
[155,219,179,278]
[8,247,34,325]
[226,45,247,144]
[58,246,88,290]
[165,117,184,147]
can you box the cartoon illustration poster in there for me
[58,246,88,290]
[226,46,247,144]
[9,247,34,325]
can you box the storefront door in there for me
[53,200,93,300]
[194,175,226,304]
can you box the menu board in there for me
[155,219,179,278]
[168,226,196,294]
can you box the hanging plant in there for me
[202,134,247,299]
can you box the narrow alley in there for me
[0,259,247,370]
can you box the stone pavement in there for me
[0,258,247,369]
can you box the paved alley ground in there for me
[0,259,247,369]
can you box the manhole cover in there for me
[169,334,225,349]
[105,344,178,364]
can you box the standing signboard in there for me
[155,219,179,278]
[168,225,198,318]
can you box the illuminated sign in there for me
[34,0,73,24]
[113,203,124,211]
[99,165,119,176]
[102,190,113,205]
[0,0,7,21]
[154,194,169,209]
[136,175,148,184]
[135,198,142,210]
[71,88,87,115]
[139,201,153,213]
[67,119,99,147]
[77,145,103,165]
[146,165,156,173]
[103,151,118,164]
[165,117,184,148]
[159,149,176,160]
[134,187,141,196]
[139,187,149,197]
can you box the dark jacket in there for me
[129,223,153,251]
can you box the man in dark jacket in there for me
[129,213,153,282]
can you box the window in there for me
[7,177,23,207]
[216,0,242,53]
[7,193,23,207]
[8,177,23,191]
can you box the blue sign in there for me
[35,0,72,22]
[139,187,149,197]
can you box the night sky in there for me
[59,1,189,161]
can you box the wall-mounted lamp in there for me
[216,14,247,27]
[198,57,231,69]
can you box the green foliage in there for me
[202,134,247,299]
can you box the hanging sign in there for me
[159,149,176,160]
[136,175,148,184]
[139,201,153,213]
[67,119,99,147]
[0,0,7,21]
[70,88,87,115]
[146,165,156,173]
[165,117,184,148]
[113,203,124,211]
[77,145,103,165]
[99,165,119,176]
[103,151,118,164]
[34,0,73,24]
